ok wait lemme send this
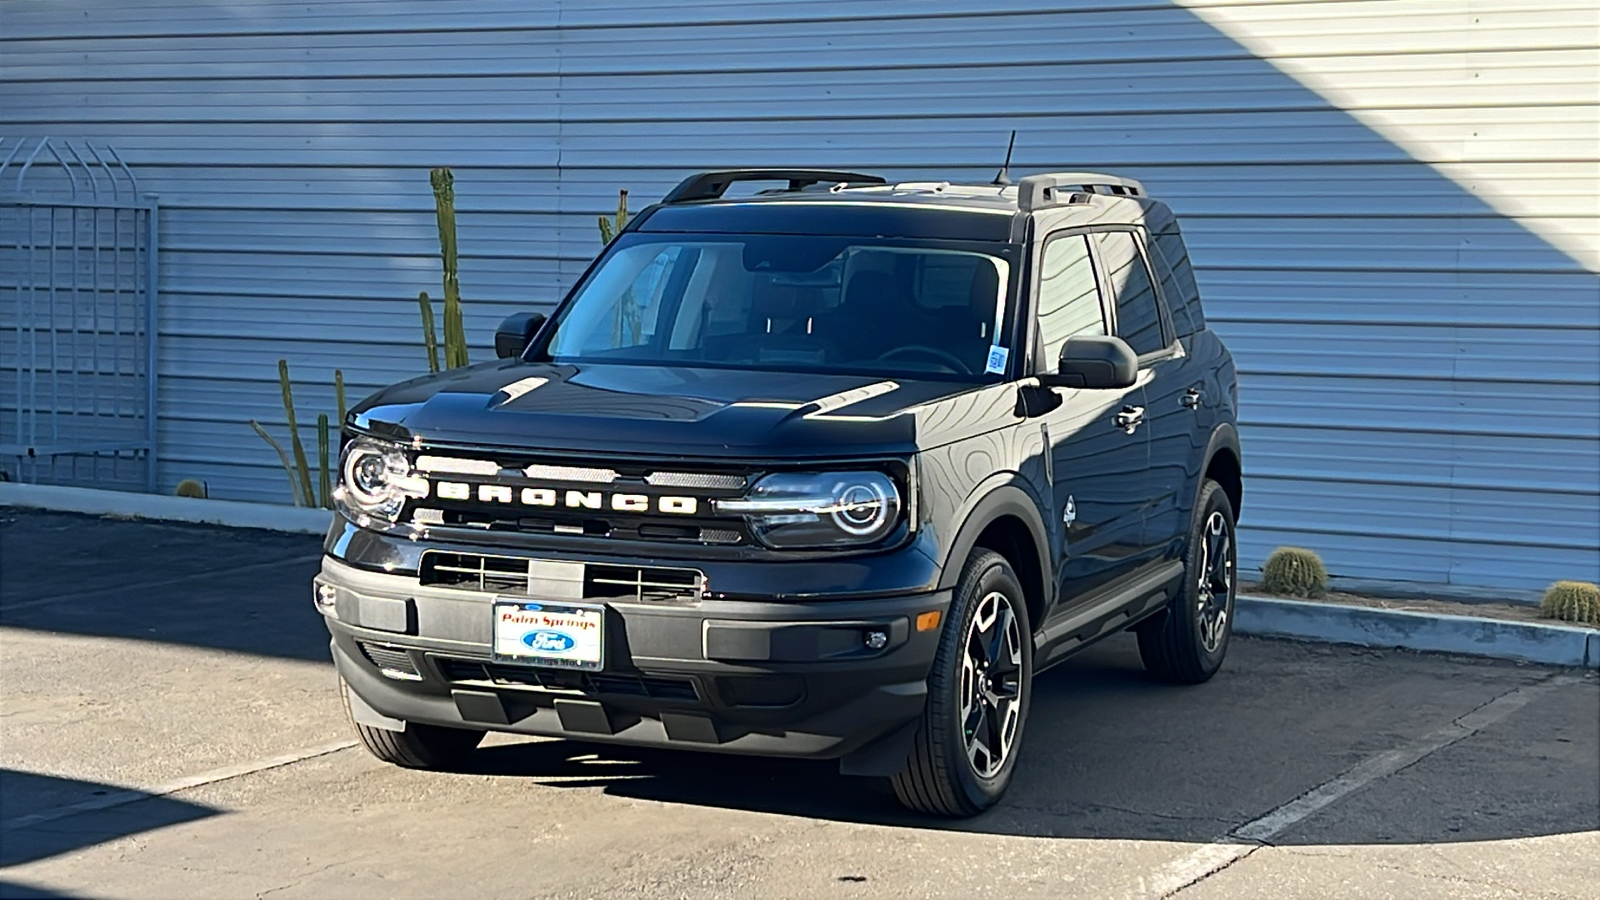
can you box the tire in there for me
[892,549,1033,817]
[1137,479,1237,684]
[341,677,485,770]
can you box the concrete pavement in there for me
[1,509,1596,899]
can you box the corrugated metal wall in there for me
[2,0,1596,591]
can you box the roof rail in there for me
[661,169,886,204]
[1016,172,1146,212]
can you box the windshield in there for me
[540,233,1015,380]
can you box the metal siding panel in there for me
[1,0,1594,591]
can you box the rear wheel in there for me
[892,549,1033,817]
[341,677,485,770]
[1137,479,1236,683]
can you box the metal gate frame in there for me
[0,137,158,492]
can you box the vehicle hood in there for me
[350,360,1010,459]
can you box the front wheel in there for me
[1137,479,1237,684]
[341,678,485,770]
[892,549,1033,817]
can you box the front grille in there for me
[403,449,753,546]
[420,552,703,604]
[358,642,422,681]
[584,564,703,604]
[436,658,699,702]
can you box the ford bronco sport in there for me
[318,169,1242,817]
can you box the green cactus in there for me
[599,189,641,343]
[1261,546,1328,598]
[317,413,332,509]
[249,365,340,508]
[598,188,629,243]
[278,359,316,507]
[1540,581,1600,626]
[249,419,301,506]
[335,369,347,425]
[430,168,469,370]
[418,291,441,374]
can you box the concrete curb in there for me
[0,482,331,535]
[1236,595,1599,670]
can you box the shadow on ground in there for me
[460,637,1599,846]
[0,770,219,869]
[3,509,1596,852]
[0,509,327,661]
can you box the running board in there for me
[1035,560,1184,669]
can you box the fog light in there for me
[864,630,889,650]
[314,583,337,614]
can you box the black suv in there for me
[319,169,1241,817]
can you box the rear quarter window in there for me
[1151,228,1205,338]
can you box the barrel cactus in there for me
[1540,581,1600,626]
[1261,547,1327,598]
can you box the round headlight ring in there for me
[832,479,891,536]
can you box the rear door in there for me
[1087,229,1190,565]
[1033,232,1150,609]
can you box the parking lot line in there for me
[1140,672,1582,898]
[0,738,357,832]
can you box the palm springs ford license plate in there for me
[493,601,604,670]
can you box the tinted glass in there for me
[1093,231,1165,355]
[1152,229,1203,337]
[543,234,1012,381]
[1036,234,1105,369]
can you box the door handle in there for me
[1114,405,1144,434]
[1182,387,1204,409]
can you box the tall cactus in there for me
[249,365,341,508]
[600,189,638,343]
[316,414,332,509]
[417,291,441,374]
[278,359,316,507]
[430,168,469,369]
[598,188,629,243]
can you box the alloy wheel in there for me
[959,590,1024,778]
[1196,511,1234,653]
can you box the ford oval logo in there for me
[524,630,575,653]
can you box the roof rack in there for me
[1016,172,1146,212]
[661,169,886,204]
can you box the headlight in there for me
[717,471,901,548]
[334,437,428,526]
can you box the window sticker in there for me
[985,346,1010,374]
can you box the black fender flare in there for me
[935,478,1054,615]
[1196,421,1243,516]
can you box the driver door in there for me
[1032,232,1151,610]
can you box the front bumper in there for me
[318,556,949,762]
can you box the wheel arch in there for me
[938,483,1052,635]
[1200,423,1242,518]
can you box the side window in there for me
[1092,231,1166,356]
[1151,229,1204,337]
[1035,234,1106,369]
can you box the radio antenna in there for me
[992,130,1017,186]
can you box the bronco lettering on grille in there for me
[432,481,699,515]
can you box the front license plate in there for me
[492,601,604,670]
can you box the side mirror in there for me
[1042,334,1138,389]
[494,312,547,359]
